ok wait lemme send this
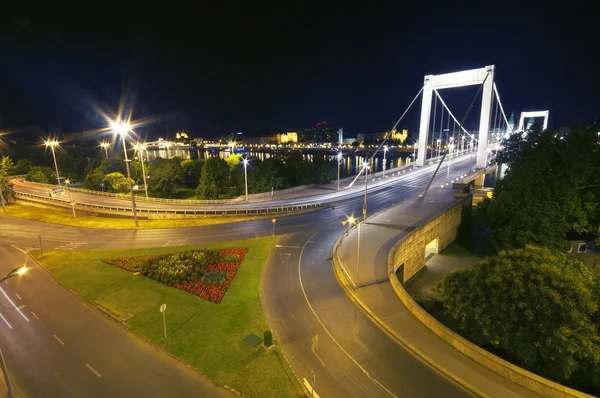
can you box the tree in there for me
[147,158,183,197]
[83,166,106,191]
[104,172,130,193]
[437,246,600,386]
[14,159,33,174]
[249,158,288,193]
[225,154,241,170]
[0,156,15,201]
[180,159,203,189]
[196,157,229,199]
[477,125,600,252]
[26,166,54,184]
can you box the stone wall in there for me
[392,198,467,282]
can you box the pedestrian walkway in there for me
[336,187,540,397]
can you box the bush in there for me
[223,253,240,262]
[201,271,228,285]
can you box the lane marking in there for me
[15,293,22,301]
[30,311,40,320]
[0,287,29,322]
[280,253,291,264]
[303,379,321,398]
[275,245,302,249]
[0,312,12,329]
[53,334,65,345]
[85,363,102,377]
[162,240,173,247]
[17,304,26,310]
[297,232,397,398]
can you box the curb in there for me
[23,250,241,397]
[331,217,490,398]
[259,236,310,397]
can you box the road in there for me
[0,245,231,397]
[0,154,508,397]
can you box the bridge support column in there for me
[417,76,433,167]
[417,75,433,166]
[476,65,495,169]
[474,174,485,189]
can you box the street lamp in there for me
[336,152,343,191]
[447,141,455,182]
[111,121,139,228]
[0,265,26,284]
[362,161,369,223]
[44,139,61,186]
[133,143,149,200]
[100,142,110,159]
[242,157,249,202]
[436,139,441,158]
[346,216,361,290]
[382,146,388,178]
[412,141,418,170]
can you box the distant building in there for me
[259,131,298,145]
[356,132,386,144]
[300,122,342,143]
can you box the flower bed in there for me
[103,248,248,304]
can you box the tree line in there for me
[6,149,342,200]
[436,124,600,394]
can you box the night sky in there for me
[0,5,598,140]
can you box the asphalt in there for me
[0,245,231,398]
[0,153,523,398]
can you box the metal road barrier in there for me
[13,191,333,217]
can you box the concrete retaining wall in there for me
[387,202,593,398]
[392,199,466,282]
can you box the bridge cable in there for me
[346,84,426,187]
[432,89,477,142]
[493,83,511,134]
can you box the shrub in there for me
[223,253,240,262]
[201,271,228,285]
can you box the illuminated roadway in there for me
[0,154,524,397]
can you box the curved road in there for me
[0,155,523,397]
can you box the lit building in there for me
[300,122,342,143]
[259,131,298,145]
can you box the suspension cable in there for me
[347,84,425,187]
[433,89,477,142]
[493,83,511,133]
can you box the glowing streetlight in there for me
[0,265,27,283]
[111,121,139,227]
[100,142,110,159]
[133,143,149,200]
[362,160,369,222]
[447,139,455,182]
[346,216,361,290]
[336,152,343,191]
[242,158,249,202]
[412,141,418,170]
[436,139,441,158]
[382,146,388,178]
[44,139,61,186]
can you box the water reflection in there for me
[147,148,412,174]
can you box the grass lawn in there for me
[1,203,276,229]
[438,241,473,258]
[33,237,303,397]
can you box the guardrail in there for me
[14,191,333,218]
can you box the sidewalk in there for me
[336,187,539,397]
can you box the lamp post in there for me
[133,143,149,200]
[336,152,343,191]
[243,158,249,202]
[100,142,110,159]
[346,216,361,290]
[0,265,26,284]
[111,121,139,228]
[64,180,77,218]
[447,142,454,182]
[362,160,369,223]
[412,141,418,170]
[45,140,61,186]
[436,139,441,158]
[164,142,172,158]
[382,146,388,178]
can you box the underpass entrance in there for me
[425,238,439,261]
